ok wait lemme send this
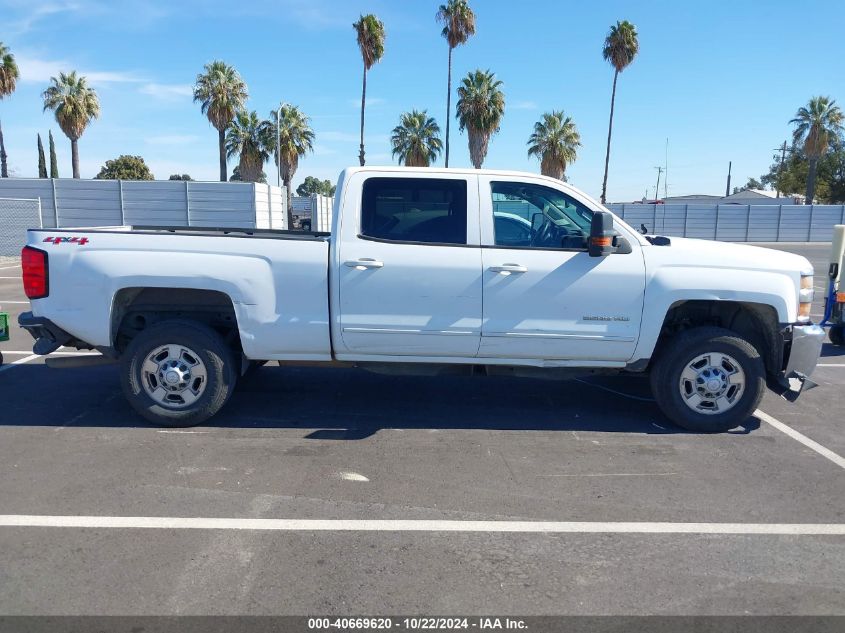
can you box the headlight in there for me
[798,274,814,321]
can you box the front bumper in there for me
[774,323,825,401]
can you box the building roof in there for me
[723,189,776,200]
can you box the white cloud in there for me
[347,97,386,108]
[4,1,82,35]
[15,54,142,84]
[366,153,392,164]
[139,83,193,101]
[319,131,358,143]
[510,100,538,111]
[145,134,200,146]
[312,146,339,156]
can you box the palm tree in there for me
[42,71,100,179]
[268,104,315,228]
[193,61,248,182]
[225,110,273,184]
[391,110,443,167]
[353,14,385,166]
[527,111,581,180]
[790,96,844,203]
[455,69,505,169]
[599,20,639,204]
[0,42,20,178]
[436,0,476,168]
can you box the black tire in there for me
[120,319,237,427]
[829,325,845,347]
[650,327,765,433]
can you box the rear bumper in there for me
[18,311,74,355]
[773,323,825,401]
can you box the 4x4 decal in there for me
[43,236,89,246]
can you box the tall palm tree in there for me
[599,20,639,204]
[391,110,443,167]
[0,42,20,178]
[436,0,476,168]
[455,69,505,169]
[193,61,248,182]
[790,96,844,203]
[527,110,581,180]
[225,110,273,184]
[268,104,315,228]
[41,71,100,179]
[353,14,385,166]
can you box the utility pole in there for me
[725,161,732,197]
[664,138,669,199]
[654,166,664,202]
[774,141,787,198]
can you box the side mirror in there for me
[531,212,544,232]
[589,211,616,257]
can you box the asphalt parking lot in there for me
[0,243,843,617]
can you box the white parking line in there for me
[0,301,29,304]
[0,354,39,372]
[818,363,845,367]
[1,350,98,356]
[0,515,843,534]
[756,409,845,470]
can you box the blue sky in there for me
[1,0,843,202]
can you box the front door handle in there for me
[489,263,528,275]
[345,258,384,270]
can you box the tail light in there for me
[21,246,49,299]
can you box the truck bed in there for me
[26,226,333,361]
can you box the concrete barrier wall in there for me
[607,203,845,242]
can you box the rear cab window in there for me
[360,177,468,245]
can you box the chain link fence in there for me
[0,198,42,257]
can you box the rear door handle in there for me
[345,258,384,270]
[489,264,528,274]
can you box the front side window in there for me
[361,177,467,245]
[491,181,593,249]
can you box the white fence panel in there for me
[809,206,845,242]
[778,206,810,242]
[747,206,780,241]
[291,194,332,231]
[610,202,845,242]
[715,206,749,241]
[123,180,189,226]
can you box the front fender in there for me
[632,264,795,362]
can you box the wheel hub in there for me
[141,344,208,409]
[679,352,745,415]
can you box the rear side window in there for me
[360,177,467,245]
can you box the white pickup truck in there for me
[19,166,824,432]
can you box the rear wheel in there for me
[121,320,236,427]
[650,327,765,432]
[829,325,844,347]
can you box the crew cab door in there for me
[333,172,482,357]
[478,175,646,362]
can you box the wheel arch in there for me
[111,286,242,356]
[649,300,783,376]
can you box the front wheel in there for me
[120,319,237,427]
[829,325,844,347]
[650,327,765,432]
